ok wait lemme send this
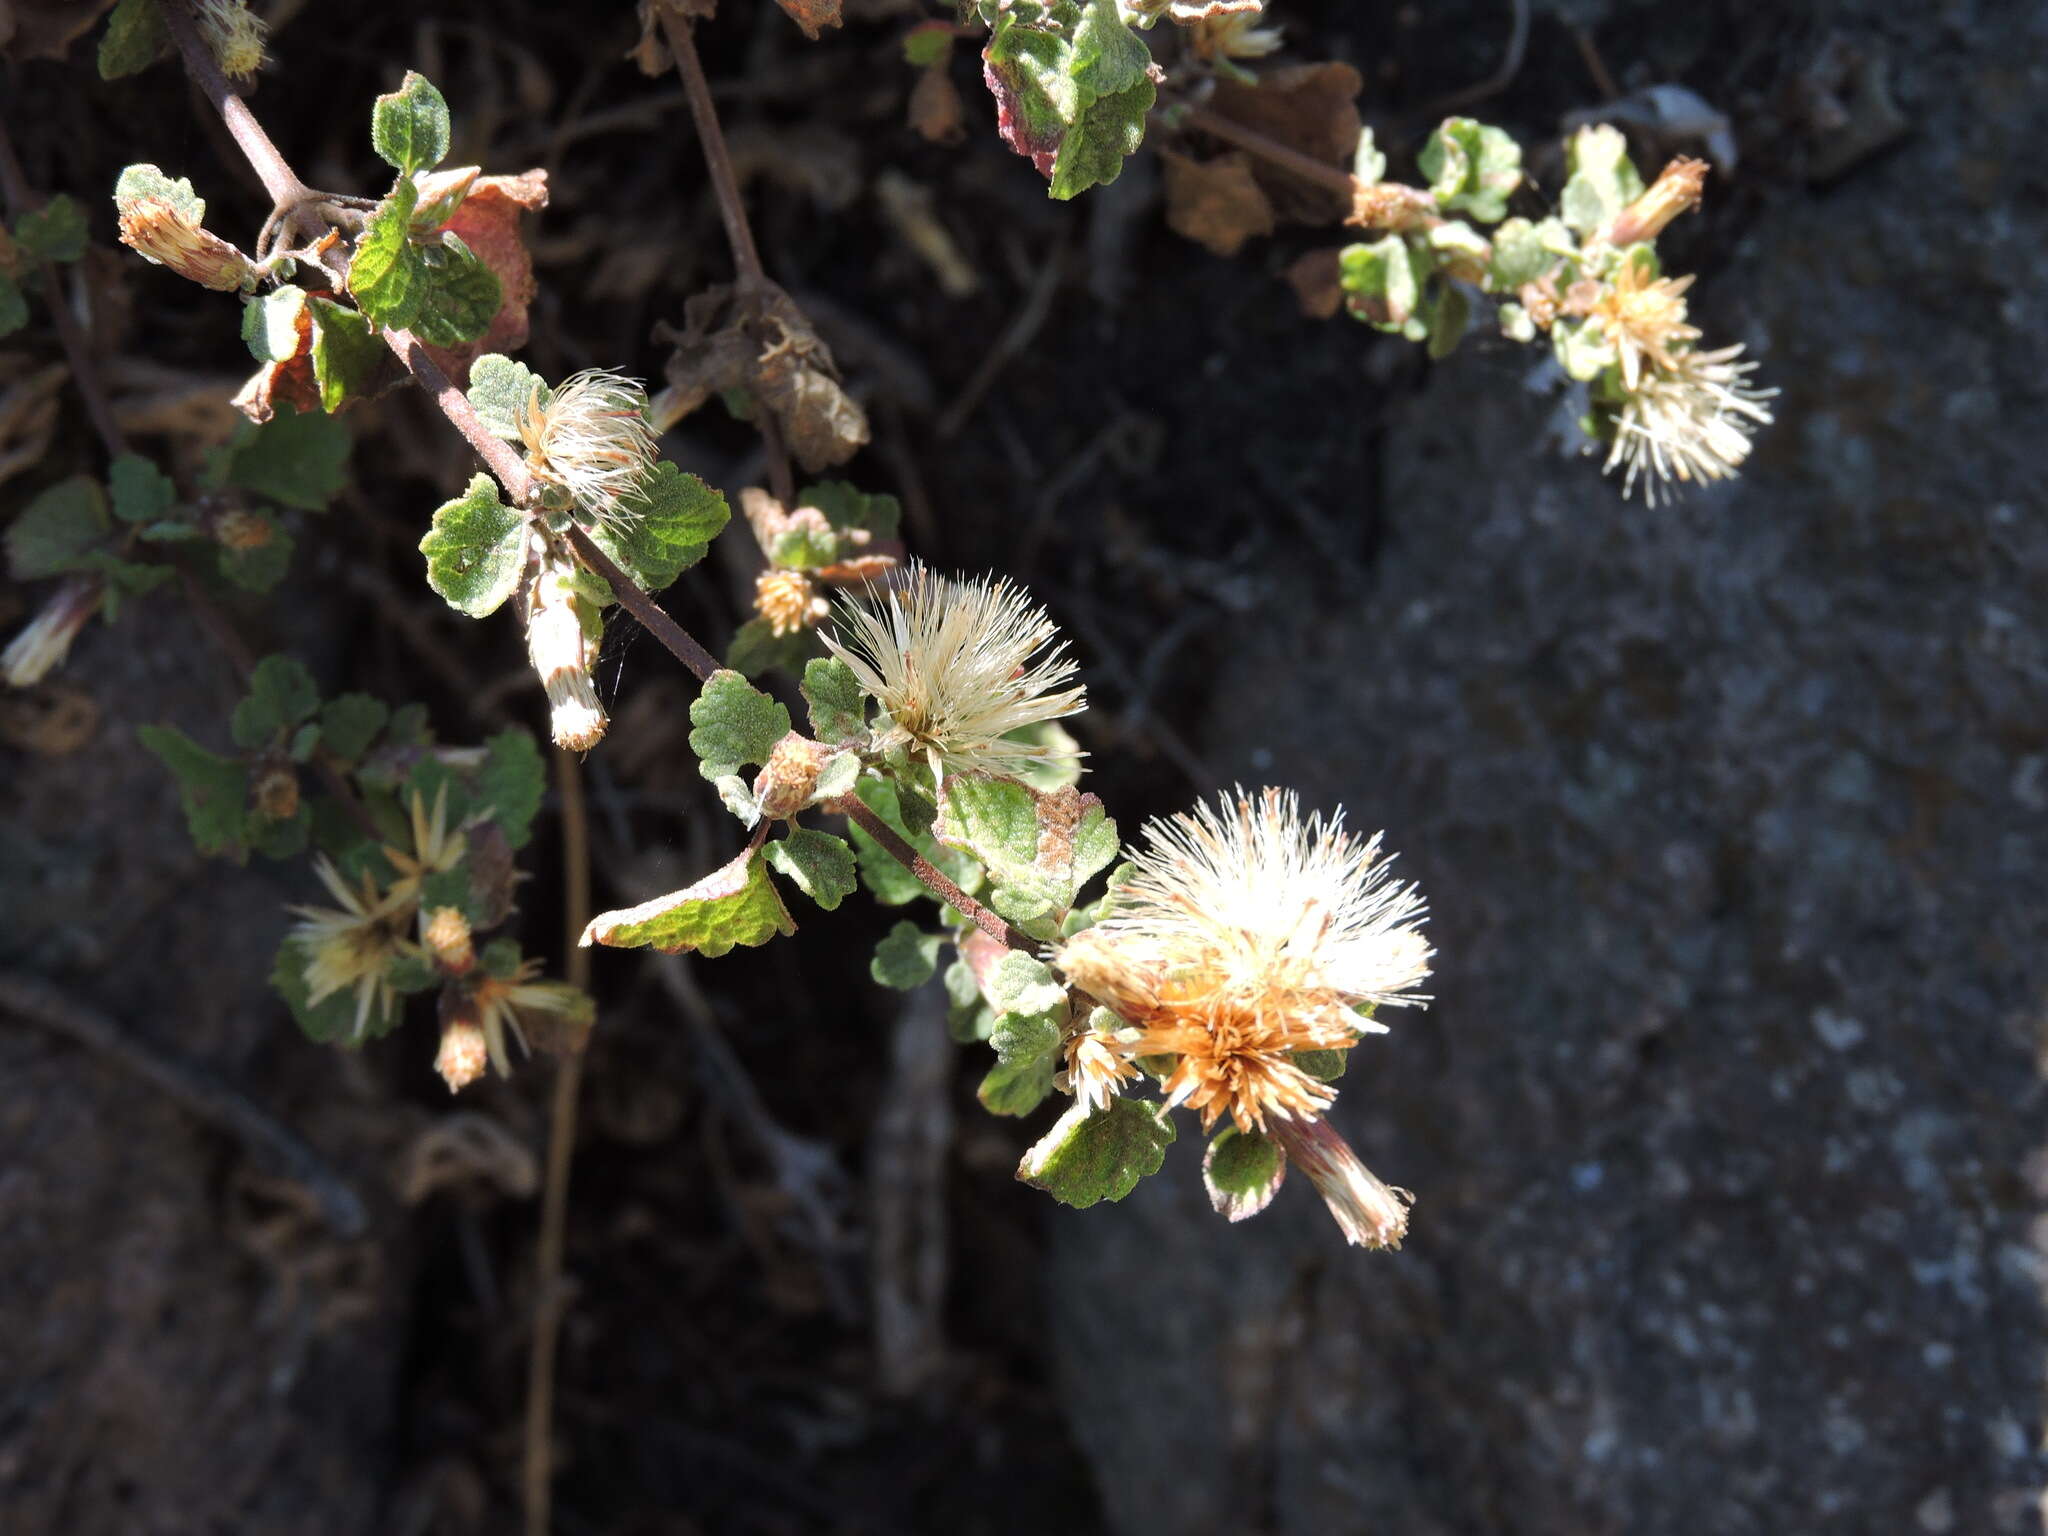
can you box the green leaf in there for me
[871,920,943,989]
[944,957,992,1042]
[108,454,176,524]
[1417,117,1521,224]
[287,722,321,762]
[767,522,841,571]
[1050,73,1154,200]
[983,0,1155,202]
[112,163,203,223]
[7,477,109,579]
[419,473,526,617]
[589,463,730,594]
[466,353,548,440]
[15,196,88,264]
[764,828,858,910]
[371,71,452,178]
[903,22,951,67]
[307,298,390,413]
[1560,124,1644,239]
[242,284,308,363]
[726,615,820,679]
[412,166,478,230]
[408,231,501,348]
[801,656,866,745]
[478,727,545,848]
[348,177,424,331]
[99,0,170,79]
[216,515,294,592]
[1340,235,1425,337]
[1486,215,1569,291]
[689,669,791,780]
[79,550,171,620]
[1425,282,1470,361]
[249,803,311,860]
[985,950,1067,1019]
[480,937,522,980]
[138,723,247,858]
[223,409,350,510]
[979,1048,1057,1116]
[1017,1097,1177,1208]
[1293,1047,1349,1082]
[1353,125,1387,184]
[937,774,1118,926]
[232,654,320,749]
[319,694,388,763]
[1552,316,1616,383]
[582,847,797,957]
[0,270,24,338]
[387,951,440,994]
[847,773,985,906]
[1203,1127,1286,1222]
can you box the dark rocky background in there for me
[3,0,2043,1531]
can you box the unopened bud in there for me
[751,730,827,820]
[754,567,827,638]
[250,762,300,822]
[1270,1117,1412,1249]
[197,0,268,81]
[1346,181,1435,234]
[116,198,258,292]
[3,576,101,689]
[423,905,475,975]
[526,560,607,752]
[435,1015,490,1093]
[1603,156,1709,247]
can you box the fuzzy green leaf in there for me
[8,477,109,578]
[478,727,544,848]
[801,656,867,745]
[689,669,791,780]
[0,270,24,337]
[797,480,901,541]
[985,950,1068,1019]
[466,353,548,440]
[139,723,247,858]
[847,773,984,906]
[871,919,943,989]
[983,0,1155,202]
[589,463,730,595]
[319,694,388,764]
[420,473,526,617]
[1425,282,1470,361]
[408,232,501,349]
[1340,235,1425,338]
[249,804,311,860]
[764,828,858,910]
[223,409,350,510]
[582,848,797,957]
[242,284,308,363]
[371,71,452,178]
[1560,124,1644,239]
[1203,1126,1287,1222]
[231,655,320,749]
[1417,117,1521,224]
[1017,1097,1177,1208]
[1293,1047,1349,1082]
[113,163,203,223]
[99,0,170,78]
[14,195,87,265]
[937,774,1118,925]
[80,550,171,620]
[307,297,391,412]
[348,177,423,331]
[1486,215,1569,291]
[979,1048,1057,1116]
[108,454,176,524]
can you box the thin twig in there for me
[828,795,1032,951]
[160,0,310,215]
[0,969,367,1236]
[659,9,765,287]
[564,527,720,683]
[1178,100,1357,197]
[383,332,535,502]
[524,751,593,1536]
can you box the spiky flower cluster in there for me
[197,0,268,82]
[1054,787,1431,1246]
[1604,342,1776,507]
[515,370,658,530]
[823,561,1086,779]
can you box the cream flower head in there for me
[822,561,1086,780]
[1604,341,1775,506]
[515,370,658,530]
[1055,787,1431,1135]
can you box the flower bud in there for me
[1603,156,1709,247]
[423,905,476,976]
[435,1015,490,1094]
[751,731,827,820]
[213,508,274,551]
[755,567,828,637]
[3,576,101,689]
[116,198,259,292]
[197,0,268,81]
[1271,1117,1412,1249]
[249,761,301,822]
[525,559,607,752]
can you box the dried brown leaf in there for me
[1206,61,1363,224]
[908,64,967,145]
[773,0,842,39]
[1282,247,1345,320]
[1159,148,1275,257]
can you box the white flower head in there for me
[822,561,1086,779]
[1055,787,1431,1135]
[1604,341,1776,507]
[516,370,658,530]
[525,557,607,752]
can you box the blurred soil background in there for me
[3,0,2045,1532]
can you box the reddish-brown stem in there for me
[160,0,310,215]
[1177,100,1357,197]
[830,795,1033,952]
[562,526,720,683]
[382,331,535,502]
[659,9,765,287]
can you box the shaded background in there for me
[3,0,2044,1531]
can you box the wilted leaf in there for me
[582,847,797,957]
[1160,147,1275,257]
[1205,62,1363,223]
[772,0,840,39]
